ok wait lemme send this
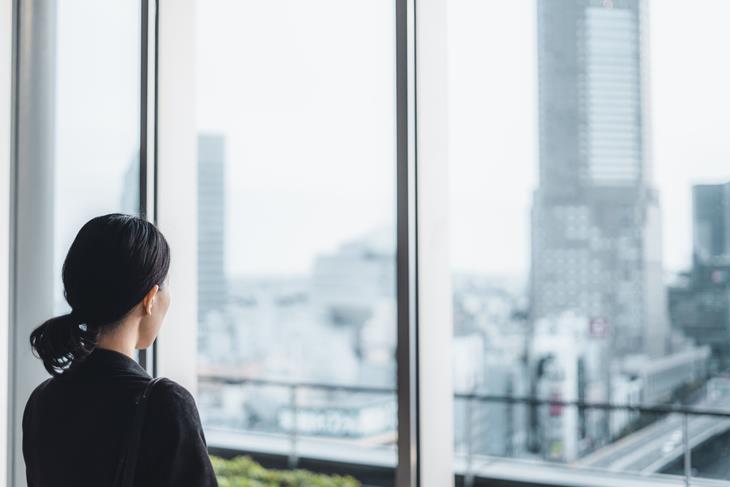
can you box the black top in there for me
[22,348,218,487]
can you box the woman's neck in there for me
[95,319,140,359]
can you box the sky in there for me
[195,0,730,278]
[56,0,730,280]
[448,0,730,277]
[196,0,396,277]
[54,0,140,303]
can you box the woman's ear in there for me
[142,285,160,315]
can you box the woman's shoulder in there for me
[24,378,53,409]
[147,377,200,418]
[22,378,54,429]
[31,377,54,395]
[143,378,207,444]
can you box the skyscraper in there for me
[693,183,730,264]
[198,134,227,324]
[668,182,730,371]
[531,0,666,357]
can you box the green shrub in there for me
[211,455,361,487]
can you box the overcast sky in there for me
[54,0,140,297]
[448,0,730,277]
[196,0,396,277]
[196,0,730,278]
[56,0,730,281]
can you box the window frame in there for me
[137,0,158,376]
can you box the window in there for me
[449,0,730,484]
[53,0,142,312]
[195,0,399,475]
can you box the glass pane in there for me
[449,0,730,484]
[195,0,397,483]
[54,0,141,311]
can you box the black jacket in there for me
[22,348,218,487]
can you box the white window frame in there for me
[414,0,452,484]
[155,0,197,394]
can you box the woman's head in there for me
[30,214,171,375]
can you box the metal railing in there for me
[199,375,730,487]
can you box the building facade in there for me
[693,183,730,263]
[531,0,666,358]
[198,134,228,324]
[669,182,730,371]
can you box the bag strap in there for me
[113,377,164,487]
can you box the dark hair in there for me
[30,214,170,376]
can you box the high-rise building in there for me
[198,134,227,324]
[528,312,609,461]
[531,0,666,358]
[669,182,730,371]
[693,183,730,264]
[311,227,395,328]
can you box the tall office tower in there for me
[668,183,730,370]
[693,183,730,264]
[198,134,227,324]
[531,0,667,358]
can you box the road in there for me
[579,380,730,474]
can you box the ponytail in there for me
[30,312,99,376]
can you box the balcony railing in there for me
[199,374,730,487]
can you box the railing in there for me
[199,375,730,487]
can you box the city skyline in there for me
[449,0,730,277]
[192,0,730,477]
[49,0,730,280]
[189,0,730,279]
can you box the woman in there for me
[23,214,218,487]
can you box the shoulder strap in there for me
[114,377,164,487]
